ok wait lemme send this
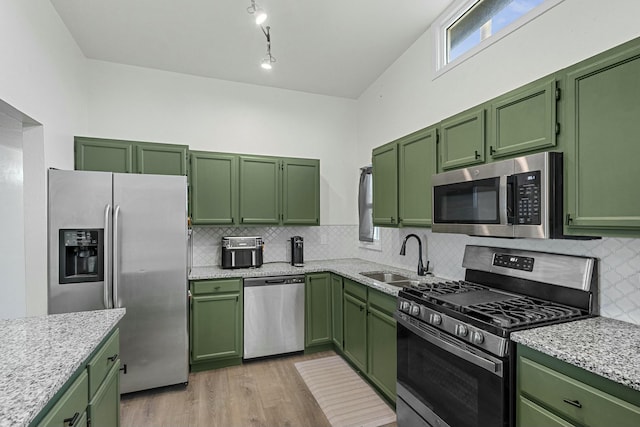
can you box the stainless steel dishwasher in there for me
[243,275,305,359]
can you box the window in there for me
[358,166,380,250]
[434,0,564,74]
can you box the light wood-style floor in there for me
[120,350,397,427]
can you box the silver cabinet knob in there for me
[455,324,468,337]
[472,331,484,344]
[429,313,442,325]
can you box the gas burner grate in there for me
[413,280,487,297]
[466,297,582,328]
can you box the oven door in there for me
[396,314,508,427]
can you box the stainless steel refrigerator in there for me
[48,169,189,394]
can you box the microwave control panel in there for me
[515,171,541,225]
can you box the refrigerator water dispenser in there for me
[58,229,104,284]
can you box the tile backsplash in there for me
[192,224,640,325]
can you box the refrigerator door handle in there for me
[104,204,112,309]
[113,205,121,308]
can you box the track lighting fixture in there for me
[260,26,276,70]
[247,0,267,25]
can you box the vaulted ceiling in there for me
[50,0,453,98]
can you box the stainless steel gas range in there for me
[395,245,597,427]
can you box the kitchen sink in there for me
[359,271,411,283]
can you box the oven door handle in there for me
[397,314,503,377]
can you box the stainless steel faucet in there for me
[400,234,429,276]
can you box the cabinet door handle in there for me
[566,213,573,224]
[390,216,394,224]
[474,150,481,159]
[489,146,496,155]
[563,399,582,409]
[107,353,119,362]
[359,305,364,312]
[63,412,80,427]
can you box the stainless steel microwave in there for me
[432,152,563,238]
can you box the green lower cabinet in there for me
[517,344,640,427]
[330,274,344,351]
[343,289,368,372]
[305,273,332,349]
[88,361,121,427]
[190,279,243,371]
[37,370,88,427]
[366,291,397,403]
[518,395,577,427]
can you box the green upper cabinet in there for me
[330,274,344,351]
[372,142,398,226]
[305,273,332,348]
[282,158,320,225]
[136,142,188,176]
[439,106,485,171]
[238,155,321,226]
[75,136,188,176]
[489,76,559,160]
[75,137,134,173]
[564,38,640,236]
[190,151,237,225]
[398,126,437,226]
[239,155,280,225]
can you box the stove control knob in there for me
[455,324,468,337]
[410,305,421,316]
[400,301,411,312]
[471,331,484,344]
[429,313,442,325]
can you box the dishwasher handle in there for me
[265,279,286,284]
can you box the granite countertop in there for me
[189,258,445,296]
[0,309,126,427]
[512,317,640,391]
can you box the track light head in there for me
[247,0,267,25]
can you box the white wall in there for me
[0,112,25,319]
[356,0,640,163]
[354,0,640,324]
[0,1,88,317]
[85,60,359,225]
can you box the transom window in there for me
[434,0,563,74]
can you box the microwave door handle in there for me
[507,175,516,225]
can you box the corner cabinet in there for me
[190,151,238,225]
[75,136,188,175]
[305,273,332,349]
[342,278,397,404]
[564,39,640,236]
[372,143,398,226]
[439,106,485,171]
[517,344,640,427]
[488,76,559,160]
[190,279,243,371]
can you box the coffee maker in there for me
[290,236,304,267]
